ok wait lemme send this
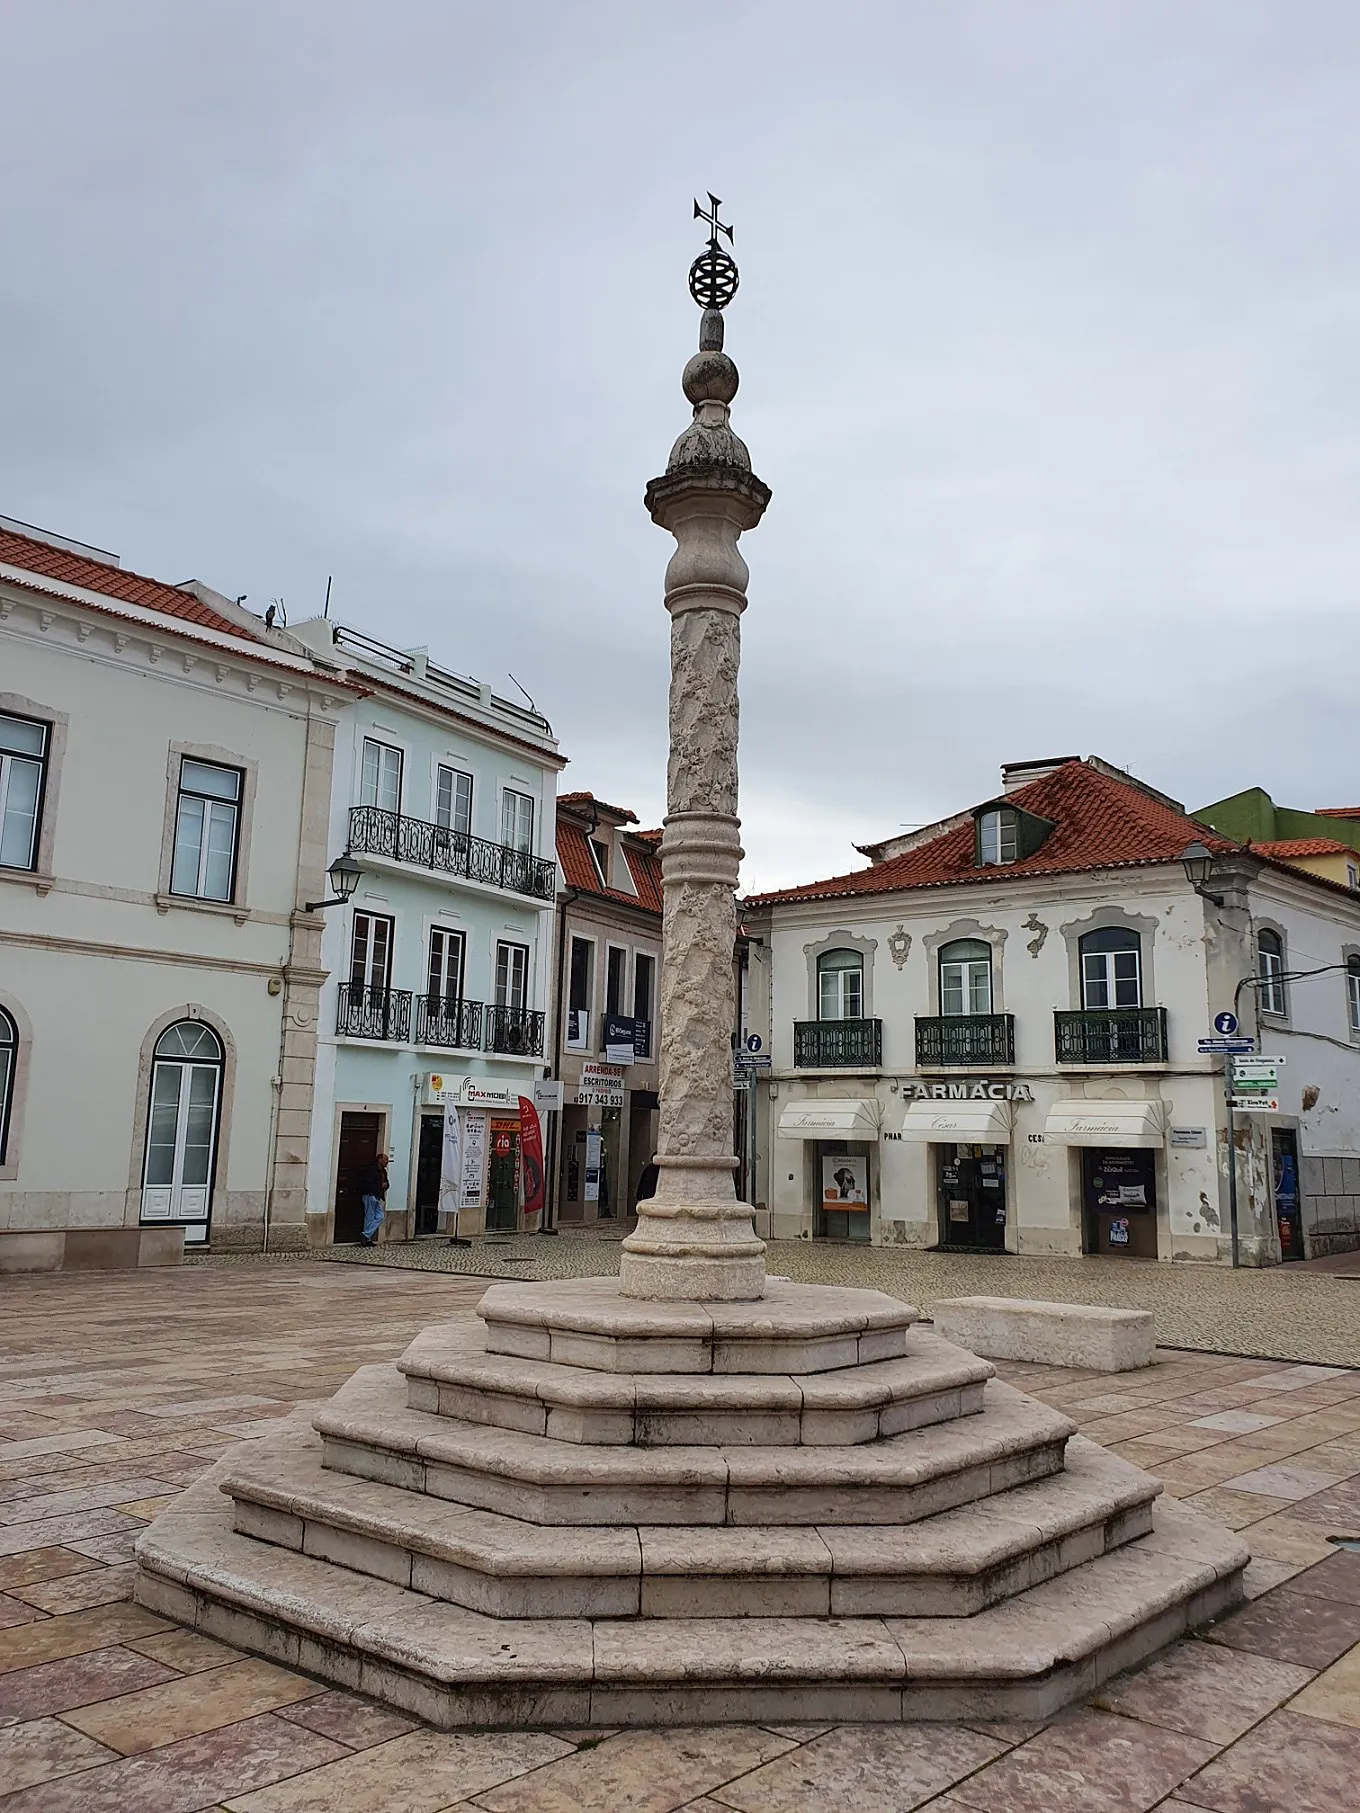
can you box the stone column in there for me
[619,314,771,1301]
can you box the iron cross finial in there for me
[693,192,734,248]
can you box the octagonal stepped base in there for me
[476,1277,917,1375]
[314,1364,1073,1526]
[397,1320,993,1447]
[135,1471,1248,1729]
[220,1418,1159,1621]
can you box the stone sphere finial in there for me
[682,349,739,406]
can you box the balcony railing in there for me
[414,994,484,1051]
[348,806,556,902]
[915,1014,1016,1067]
[485,1005,546,1058]
[793,1018,883,1069]
[1055,1007,1168,1065]
[337,983,412,1043]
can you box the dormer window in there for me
[588,837,609,888]
[978,809,1018,866]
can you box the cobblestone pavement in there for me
[304,1227,1360,1367]
[3,1260,1360,1810]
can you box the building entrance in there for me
[414,1113,443,1237]
[935,1143,1008,1250]
[333,1111,381,1244]
[1082,1147,1157,1257]
[486,1117,520,1231]
[1272,1129,1304,1261]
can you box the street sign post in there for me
[1198,1037,1257,1054]
[1213,1011,1239,1036]
[1230,1095,1280,1113]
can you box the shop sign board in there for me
[427,1073,520,1109]
[576,1061,626,1108]
[603,1015,637,1066]
[1231,1095,1280,1113]
[903,1080,1035,1102]
[532,1078,565,1114]
[821,1155,868,1207]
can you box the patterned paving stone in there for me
[0,1602,169,1675]
[62,1655,326,1754]
[1092,1637,1315,1742]
[1173,1708,1360,1811]
[13,1561,137,1613]
[0,1644,178,1722]
[0,1549,98,1591]
[274,1689,419,1750]
[223,1728,574,1811]
[943,1708,1216,1812]
[0,1715,121,1793]
[706,1724,1007,1812]
[1207,1586,1360,1669]
[473,1727,797,1813]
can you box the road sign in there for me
[1230,1095,1280,1113]
[1198,1037,1256,1054]
[744,1034,763,1054]
[736,1053,772,1069]
[1232,1077,1277,1095]
[1233,1057,1285,1076]
[1213,1011,1239,1036]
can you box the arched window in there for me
[0,1007,16,1163]
[141,1020,225,1243]
[939,939,993,1016]
[1079,926,1142,1010]
[977,809,1018,866]
[1257,929,1286,1017]
[817,949,863,1021]
[1347,957,1360,1038]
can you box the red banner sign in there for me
[517,1097,545,1220]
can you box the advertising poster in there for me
[822,1155,868,1206]
[585,1129,603,1202]
[517,1096,545,1219]
[460,1110,488,1208]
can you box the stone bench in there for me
[929,1297,1155,1373]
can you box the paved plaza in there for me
[2,1256,1359,1809]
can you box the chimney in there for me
[1000,757,1080,795]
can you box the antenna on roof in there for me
[323,575,332,618]
[507,672,537,713]
[269,597,287,628]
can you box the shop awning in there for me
[898,1098,1014,1143]
[777,1099,881,1141]
[1043,1099,1165,1148]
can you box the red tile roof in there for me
[0,525,256,640]
[1256,838,1355,859]
[745,760,1239,907]
[1314,808,1360,821]
[557,808,663,914]
[558,791,639,823]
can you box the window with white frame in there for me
[939,939,993,1015]
[427,926,465,1002]
[817,949,863,1021]
[495,940,529,1012]
[170,758,242,902]
[977,809,1018,866]
[1348,957,1360,1039]
[501,789,534,854]
[435,765,472,838]
[1079,926,1142,1009]
[1348,861,1359,893]
[360,738,403,814]
[566,936,592,1048]
[0,1005,16,1163]
[633,952,655,1056]
[0,712,48,872]
[1257,928,1287,1016]
[587,836,609,888]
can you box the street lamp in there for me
[305,852,362,912]
[1179,840,1225,907]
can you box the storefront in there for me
[898,1091,1015,1252]
[418,1073,555,1238]
[1042,1099,1165,1259]
[775,1098,880,1241]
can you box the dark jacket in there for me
[359,1159,389,1200]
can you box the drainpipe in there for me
[544,880,578,1232]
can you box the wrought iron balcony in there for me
[485,1005,546,1057]
[414,994,484,1051]
[1055,1006,1168,1064]
[915,1014,1015,1067]
[348,806,556,902]
[793,1018,883,1069]
[337,983,412,1043]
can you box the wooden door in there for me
[334,1112,380,1243]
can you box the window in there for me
[1349,862,1359,893]
[502,789,534,854]
[978,809,1018,866]
[0,712,48,872]
[818,949,864,1021]
[435,766,472,839]
[606,947,627,1019]
[141,1020,224,1240]
[939,939,993,1015]
[588,837,610,888]
[0,1006,15,1163]
[427,926,465,1002]
[350,911,394,994]
[170,759,242,901]
[495,940,529,1012]
[1348,958,1360,1038]
[1258,928,1287,1016]
[633,953,655,1057]
[360,738,402,814]
[566,937,592,1049]
[1080,927,1142,1009]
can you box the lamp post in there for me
[305,852,362,913]
[1180,840,1225,907]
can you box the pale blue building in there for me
[294,619,564,1243]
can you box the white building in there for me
[741,756,1360,1266]
[291,619,564,1244]
[0,519,348,1270]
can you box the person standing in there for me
[359,1150,389,1246]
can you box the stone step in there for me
[314,1365,1074,1527]
[476,1276,917,1375]
[221,1419,1157,1621]
[396,1322,992,1447]
[135,1464,1248,1728]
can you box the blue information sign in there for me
[1213,1011,1239,1036]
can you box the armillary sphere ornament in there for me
[688,191,739,310]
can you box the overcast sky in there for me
[4,2,1360,891]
